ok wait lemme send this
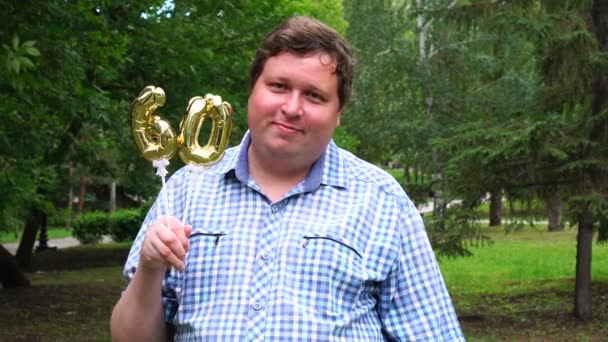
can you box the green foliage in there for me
[0,0,348,237]
[108,208,144,242]
[333,126,360,152]
[403,182,432,207]
[72,211,109,244]
[2,35,40,81]
[424,205,491,258]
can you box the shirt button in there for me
[252,302,264,311]
[261,253,270,260]
[271,205,279,213]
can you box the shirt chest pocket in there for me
[284,231,370,310]
[180,228,235,305]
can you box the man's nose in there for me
[281,92,303,117]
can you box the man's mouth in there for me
[274,122,303,133]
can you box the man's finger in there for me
[172,224,191,251]
[150,236,185,271]
[157,227,186,260]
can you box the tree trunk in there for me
[545,189,563,231]
[15,208,43,270]
[66,162,74,228]
[574,208,593,321]
[0,245,30,288]
[432,171,447,217]
[78,174,87,214]
[110,181,117,212]
[403,166,411,184]
[489,191,502,226]
[571,0,606,322]
[66,185,73,228]
[35,211,54,252]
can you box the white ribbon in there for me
[152,158,170,177]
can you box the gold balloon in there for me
[131,86,233,167]
[130,86,178,161]
[177,94,233,167]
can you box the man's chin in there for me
[267,149,299,160]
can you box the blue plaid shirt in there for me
[124,132,464,341]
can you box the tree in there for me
[344,0,489,257]
[437,0,608,320]
[0,0,348,286]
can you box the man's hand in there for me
[139,216,192,272]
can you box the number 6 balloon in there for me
[131,86,178,162]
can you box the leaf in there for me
[22,40,37,48]
[10,58,20,74]
[11,35,19,51]
[25,46,41,57]
[19,57,34,69]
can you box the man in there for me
[111,16,464,341]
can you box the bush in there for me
[48,208,74,228]
[72,211,110,244]
[108,209,144,242]
[403,182,432,207]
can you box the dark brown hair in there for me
[249,16,354,110]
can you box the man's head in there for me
[249,16,354,111]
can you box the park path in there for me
[2,236,113,255]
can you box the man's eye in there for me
[307,92,325,102]
[269,83,286,90]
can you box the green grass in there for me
[385,168,405,184]
[0,226,73,243]
[441,225,608,341]
[441,226,608,294]
[1,226,607,341]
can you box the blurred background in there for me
[0,1,606,340]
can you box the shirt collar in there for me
[213,131,349,190]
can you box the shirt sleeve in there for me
[122,168,188,323]
[378,197,465,341]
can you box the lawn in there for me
[0,226,606,341]
[441,225,608,341]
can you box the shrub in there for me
[48,208,74,228]
[72,211,110,244]
[403,182,432,207]
[108,209,143,242]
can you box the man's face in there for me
[247,51,341,167]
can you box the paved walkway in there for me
[2,236,112,255]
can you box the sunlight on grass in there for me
[441,225,608,295]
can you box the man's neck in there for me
[247,148,312,203]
